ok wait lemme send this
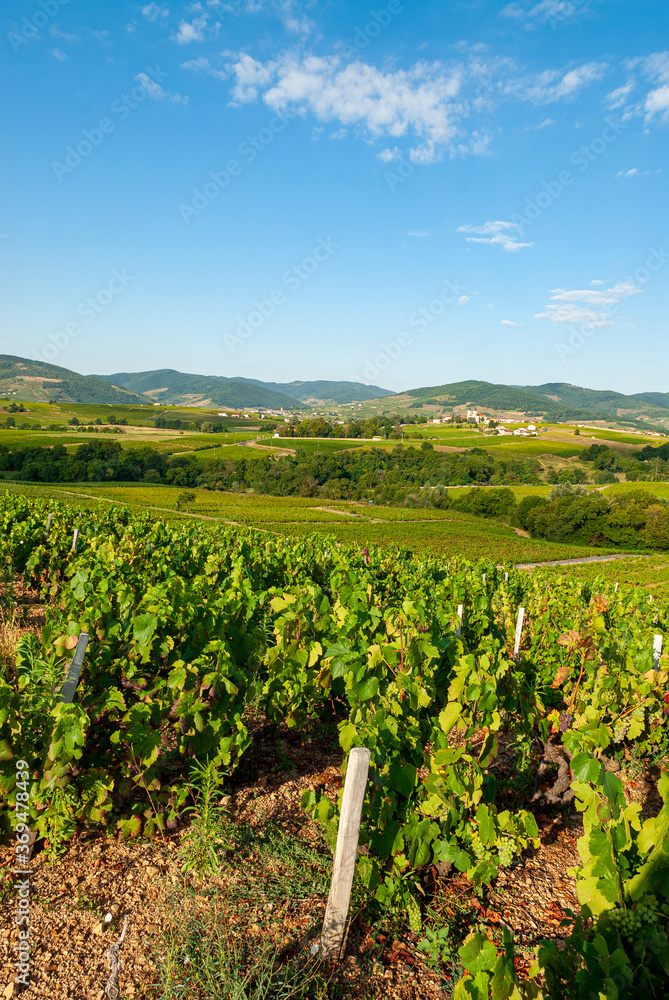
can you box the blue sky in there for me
[2,0,668,393]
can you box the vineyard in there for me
[2,492,669,998]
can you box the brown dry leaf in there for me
[551,664,572,688]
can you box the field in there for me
[1,492,668,999]
[0,480,623,565]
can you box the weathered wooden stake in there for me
[320,747,371,962]
[614,582,619,593]
[456,603,463,637]
[482,573,486,583]
[653,634,663,671]
[61,633,89,703]
[513,607,525,659]
[71,528,79,552]
[504,572,509,582]
[46,512,52,537]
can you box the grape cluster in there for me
[609,896,661,940]
[497,839,515,868]
[558,711,573,734]
[470,831,487,861]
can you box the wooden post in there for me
[614,582,619,593]
[653,634,663,671]
[61,634,89,704]
[456,603,463,637]
[71,528,79,553]
[46,512,52,538]
[320,747,371,962]
[513,607,525,659]
[504,572,509,582]
[482,573,486,583]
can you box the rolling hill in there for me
[96,370,392,408]
[96,370,307,411]
[241,378,393,404]
[3,356,666,427]
[401,380,669,425]
[0,356,150,405]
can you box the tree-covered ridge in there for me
[0,355,150,405]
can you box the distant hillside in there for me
[402,380,669,424]
[98,371,392,408]
[99,370,307,411]
[241,378,393,404]
[0,356,149,405]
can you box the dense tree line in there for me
[0,441,200,487]
[2,439,669,549]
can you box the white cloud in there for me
[458,219,534,252]
[175,16,208,43]
[590,279,604,285]
[536,117,555,128]
[230,53,275,101]
[227,53,469,162]
[505,61,607,103]
[645,84,669,124]
[51,48,67,61]
[534,281,641,327]
[408,230,431,237]
[457,295,470,306]
[50,25,80,42]
[377,146,402,162]
[135,72,189,105]
[606,78,635,109]
[501,1,586,25]
[616,167,641,177]
[221,49,611,161]
[180,56,227,80]
[501,320,518,326]
[612,53,669,126]
[142,2,169,19]
[280,0,314,38]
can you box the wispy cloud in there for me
[615,166,649,177]
[501,0,586,23]
[51,48,67,62]
[142,2,170,20]
[180,55,228,81]
[534,281,641,327]
[135,72,189,105]
[605,53,669,127]
[504,61,607,103]
[606,78,635,109]
[49,25,80,43]
[458,219,534,252]
[501,319,518,326]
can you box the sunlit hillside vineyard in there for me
[2,493,669,998]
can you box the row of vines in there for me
[1,493,669,997]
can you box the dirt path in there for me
[515,552,649,569]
